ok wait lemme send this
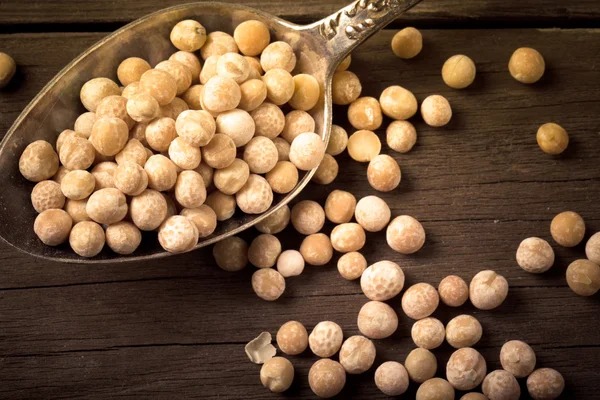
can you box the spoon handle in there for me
[314,0,424,67]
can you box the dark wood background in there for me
[1,1,599,399]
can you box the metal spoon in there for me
[0,0,423,263]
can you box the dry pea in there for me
[291,200,325,235]
[139,69,177,106]
[216,108,256,147]
[200,55,220,84]
[252,268,286,301]
[354,195,391,232]
[34,209,73,246]
[174,170,207,209]
[236,174,273,214]
[214,158,250,195]
[203,76,241,113]
[402,283,439,320]
[348,97,383,131]
[234,20,270,56]
[266,161,298,194]
[361,260,405,301]
[516,237,555,274]
[61,170,95,200]
[416,378,455,400]
[181,85,203,109]
[289,74,320,111]
[391,27,423,59]
[19,140,60,182]
[276,320,308,355]
[180,205,217,238]
[332,71,362,106]
[446,347,487,391]
[308,359,346,399]
[482,370,520,400]
[446,314,483,349]
[469,270,509,310]
[176,109,216,147]
[243,136,279,174]
[461,394,489,400]
[380,85,418,120]
[80,77,121,112]
[550,210,585,247]
[256,205,290,234]
[260,41,296,73]
[339,335,376,374]
[69,221,105,257]
[169,51,202,84]
[202,134,237,169]
[56,129,81,154]
[586,232,600,265]
[300,233,333,266]
[53,166,71,185]
[367,154,401,192]
[309,321,343,358]
[248,234,282,269]
[325,190,356,224]
[168,137,202,170]
[442,55,477,89]
[200,31,238,60]
[500,340,536,378]
[97,95,135,129]
[90,116,129,156]
[250,102,286,139]
[239,79,268,112]
[272,137,291,161]
[277,249,305,278]
[31,180,65,213]
[566,259,600,296]
[509,47,545,84]
[421,95,452,127]
[387,120,417,153]
[527,368,564,400]
[375,361,410,396]
[158,215,199,254]
[331,223,366,253]
[59,136,95,171]
[114,162,148,196]
[357,300,398,339]
[205,191,237,221]
[170,20,207,52]
[260,357,294,393]
[347,130,381,162]
[438,275,470,307]
[0,52,17,88]
[245,56,264,79]
[65,199,90,223]
[536,123,569,155]
[129,189,168,231]
[86,188,128,225]
[337,251,367,280]
[74,112,97,138]
[289,132,326,171]
[312,154,338,185]
[405,348,437,383]
[105,221,142,255]
[91,162,116,190]
[116,139,148,166]
[262,68,294,105]
[411,317,445,350]
[216,52,250,84]
[126,93,159,123]
[145,154,178,191]
[213,236,248,271]
[387,215,426,254]
[281,110,315,143]
[336,54,352,72]
[326,125,349,156]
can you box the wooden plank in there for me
[0,0,598,27]
[0,342,597,398]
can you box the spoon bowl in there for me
[0,0,421,263]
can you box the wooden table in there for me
[1,1,599,399]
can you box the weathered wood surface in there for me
[0,0,599,28]
[1,27,600,399]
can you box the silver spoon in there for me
[0,0,423,263]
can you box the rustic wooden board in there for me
[1,28,599,399]
[0,0,599,28]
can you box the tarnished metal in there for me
[0,0,422,263]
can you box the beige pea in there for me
[59,136,95,171]
[260,357,294,393]
[248,234,282,269]
[273,137,291,161]
[236,174,273,214]
[169,51,202,84]
[469,270,509,310]
[412,317,445,350]
[139,69,177,106]
[69,221,105,257]
[19,140,59,182]
[170,20,207,52]
[332,71,362,106]
[261,41,296,72]
[300,233,332,266]
[509,47,545,84]
[105,221,142,255]
[243,136,279,174]
[180,205,217,238]
[174,170,207,209]
[34,209,73,246]
[158,215,199,254]
[200,31,238,60]
[144,154,177,191]
[387,120,417,153]
[202,75,241,113]
[325,190,356,224]
[262,68,294,105]
[245,56,264,79]
[90,161,117,190]
[347,130,381,162]
[0,52,17,88]
[355,195,391,232]
[96,95,134,130]
[309,321,343,358]
[387,215,426,254]
[527,368,564,400]
[194,162,214,187]
[482,370,520,400]
[234,20,270,56]
[117,57,151,87]
[289,132,325,171]
[239,79,268,112]
[417,378,455,400]
[213,158,250,195]
[443,55,477,89]
[391,27,423,59]
[256,205,290,234]
[250,102,286,139]
[129,121,149,147]
[61,170,95,200]
[402,283,439,320]
[252,268,285,301]
[56,129,83,153]
[566,259,600,296]
[80,77,121,112]
[121,81,143,100]
[309,359,346,399]
[202,133,236,169]
[550,210,585,247]
[337,251,367,280]
[156,60,192,96]
[291,200,325,235]
[380,85,418,120]
[357,300,398,339]
[86,188,128,225]
[446,348,487,391]
[326,125,348,156]
[90,116,129,156]
[266,161,299,194]
[446,315,483,349]
[289,74,320,111]
[181,84,203,109]
[361,260,405,301]
[336,54,352,72]
[516,237,555,274]
[375,361,409,396]
[537,123,569,155]
[31,180,65,213]
[168,137,201,170]
[339,335,376,374]
[116,139,148,166]
[114,162,148,196]
[281,110,315,143]
[586,232,600,266]
[205,191,236,221]
[129,189,168,231]
[312,154,338,185]
[500,340,536,378]
[348,97,383,131]
[277,321,308,356]
[438,275,469,307]
[368,154,401,192]
[74,112,97,139]
[52,166,71,185]
[216,52,250,84]
[199,55,220,84]
[126,92,159,123]
[216,109,255,147]
[330,223,366,253]
[405,348,437,383]
[65,198,90,224]
[176,109,216,147]
[213,236,248,271]
[421,95,452,127]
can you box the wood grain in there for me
[0,28,599,399]
[0,0,599,28]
